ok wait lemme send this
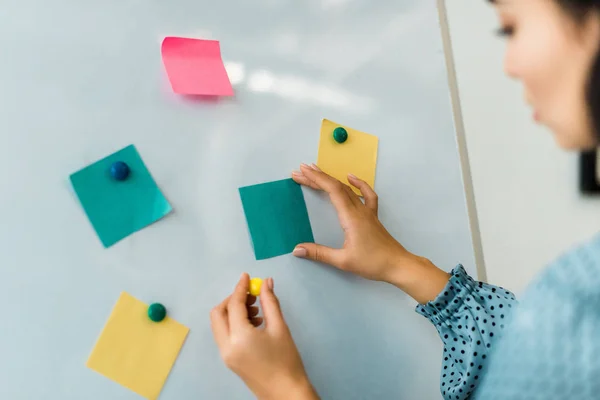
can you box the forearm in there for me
[388,254,451,304]
[256,375,319,400]
[414,265,518,399]
[286,379,319,400]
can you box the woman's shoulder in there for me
[474,233,600,399]
[527,232,600,299]
[514,231,600,329]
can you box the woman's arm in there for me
[389,255,454,304]
[292,164,519,399]
[417,266,517,399]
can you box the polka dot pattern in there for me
[473,234,600,399]
[416,265,517,400]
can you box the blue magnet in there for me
[110,161,130,181]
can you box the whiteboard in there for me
[0,0,477,399]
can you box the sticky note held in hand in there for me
[239,178,314,260]
[161,37,234,96]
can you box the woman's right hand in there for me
[210,274,319,400]
[292,163,450,304]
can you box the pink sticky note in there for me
[161,37,234,96]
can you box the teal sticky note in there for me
[70,145,172,247]
[239,178,315,260]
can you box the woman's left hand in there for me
[291,163,415,284]
[292,163,450,304]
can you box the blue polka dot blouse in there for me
[417,233,600,399]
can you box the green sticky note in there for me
[70,145,172,248]
[239,178,314,260]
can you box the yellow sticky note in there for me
[316,119,379,195]
[87,292,189,400]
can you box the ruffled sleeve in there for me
[416,265,518,400]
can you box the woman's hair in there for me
[490,0,600,140]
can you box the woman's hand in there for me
[292,163,409,283]
[292,163,450,304]
[210,274,319,400]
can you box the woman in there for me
[210,1,600,399]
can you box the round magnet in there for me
[249,278,263,297]
[333,127,348,143]
[148,303,167,322]
[110,161,130,181]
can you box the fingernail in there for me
[310,163,321,171]
[293,246,308,257]
[348,173,358,180]
[267,277,274,290]
[300,163,310,169]
[292,170,303,176]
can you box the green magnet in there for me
[148,303,167,322]
[333,127,348,143]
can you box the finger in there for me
[299,164,356,215]
[227,273,251,330]
[260,278,286,333]
[250,317,264,328]
[292,171,320,191]
[210,298,230,351]
[293,243,345,268]
[348,174,379,214]
[316,164,361,207]
[342,183,363,207]
[246,295,257,307]
[248,306,260,318]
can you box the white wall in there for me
[442,1,599,293]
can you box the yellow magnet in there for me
[249,278,263,296]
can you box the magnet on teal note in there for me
[69,144,173,248]
[110,161,130,181]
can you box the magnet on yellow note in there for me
[316,119,379,196]
[86,292,189,400]
[249,278,263,296]
[332,127,348,143]
[147,303,167,322]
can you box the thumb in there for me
[293,243,345,268]
[260,278,286,332]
